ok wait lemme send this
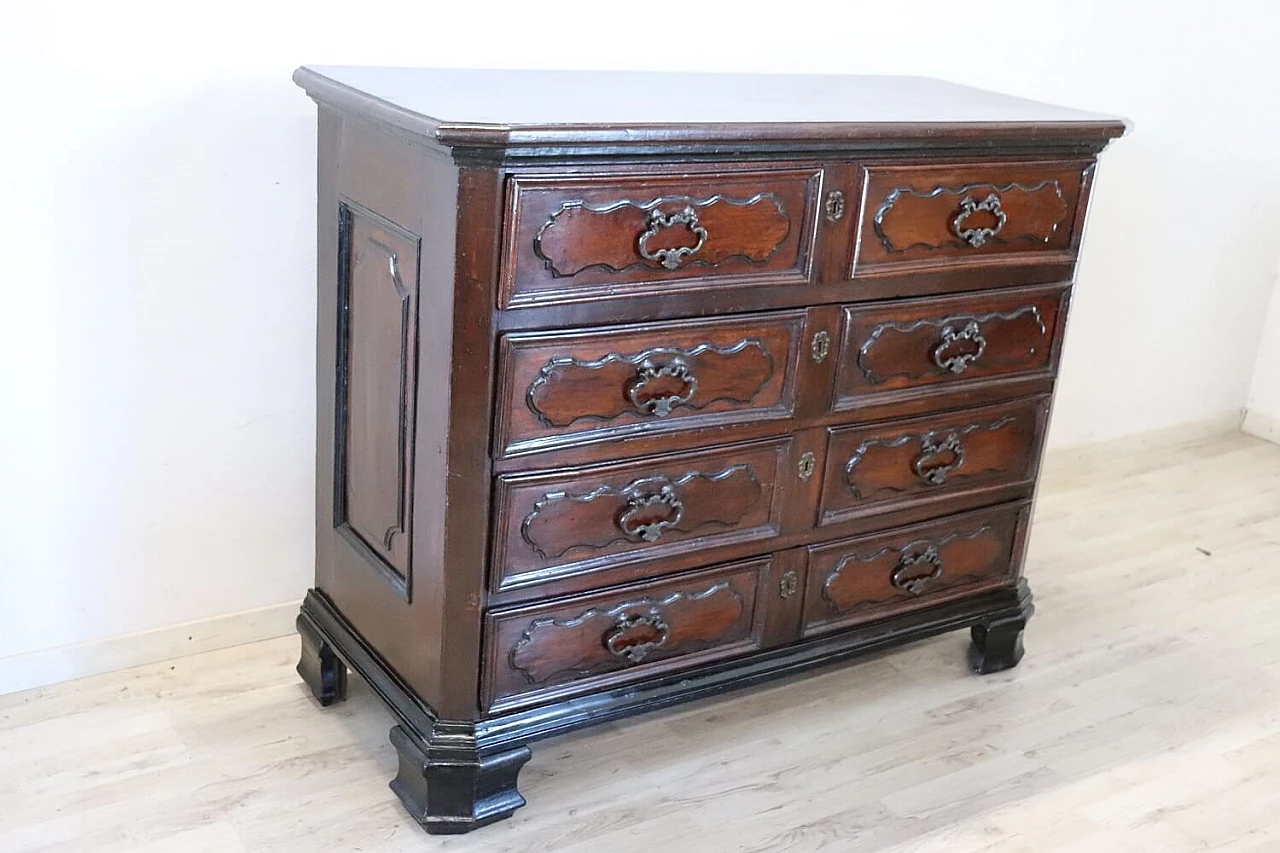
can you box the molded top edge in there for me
[293,66,1130,150]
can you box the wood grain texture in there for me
[502,166,821,307]
[483,558,770,712]
[2,431,1275,852]
[802,504,1024,637]
[856,161,1089,273]
[492,438,788,593]
[496,311,805,458]
[834,284,1067,410]
[820,397,1048,525]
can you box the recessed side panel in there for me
[334,202,422,598]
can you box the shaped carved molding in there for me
[519,464,764,562]
[507,581,746,686]
[533,193,791,278]
[856,306,1047,385]
[526,339,774,429]
[872,179,1068,254]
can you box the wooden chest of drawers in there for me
[291,67,1125,834]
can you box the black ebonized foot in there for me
[389,725,532,835]
[968,582,1035,674]
[296,613,349,706]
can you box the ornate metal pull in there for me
[891,547,943,596]
[779,570,799,600]
[825,190,846,222]
[914,432,965,486]
[797,451,816,482]
[604,609,670,664]
[618,482,684,543]
[637,206,708,270]
[811,330,830,364]
[952,193,1006,248]
[627,356,697,418]
[932,321,986,374]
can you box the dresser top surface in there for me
[294,66,1127,151]
[299,66,1119,126]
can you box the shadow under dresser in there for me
[290,66,1126,834]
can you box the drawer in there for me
[499,166,823,307]
[496,311,806,457]
[819,398,1047,526]
[802,504,1025,637]
[484,557,770,712]
[855,160,1088,273]
[491,437,789,592]
[833,284,1066,410]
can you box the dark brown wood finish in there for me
[501,165,823,307]
[833,283,1068,411]
[492,437,790,592]
[855,160,1090,274]
[483,557,772,712]
[819,397,1049,525]
[292,67,1123,834]
[496,311,805,457]
[801,503,1026,637]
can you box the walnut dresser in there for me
[291,67,1125,835]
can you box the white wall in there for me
[1245,262,1280,440]
[3,1,1279,661]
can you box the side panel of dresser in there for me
[313,108,497,721]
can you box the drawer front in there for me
[484,558,769,712]
[497,312,805,457]
[492,438,789,592]
[855,161,1088,273]
[500,167,822,307]
[802,504,1024,637]
[834,285,1065,409]
[819,398,1047,525]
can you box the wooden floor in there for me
[3,430,1279,852]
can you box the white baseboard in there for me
[1043,410,1246,470]
[0,600,299,696]
[1243,409,1280,444]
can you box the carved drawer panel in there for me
[492,438,789,593]
[497,312,805,457]
[500,167,822,307]
[819,398,1047,526]
[802,504,1025,637]
[484,557,770,712]
[833,284,1066,410]
[855,161,1089,273]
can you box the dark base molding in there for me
[296,578,1033,833]
[968,596,1035,674]
[296,611,348,706]
[389,725,531,834]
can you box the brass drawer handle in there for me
[637,207,708,270]
[932,321,986,374]
[953,193,1006,248]
[618,483,684,543]
[914,432,965,486]
[891,546,943,596]
[627,356,697,418]
[605,609,670,664]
